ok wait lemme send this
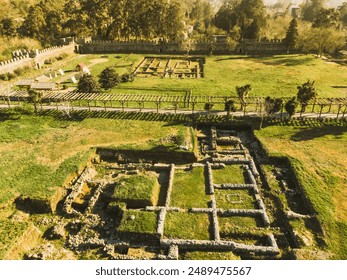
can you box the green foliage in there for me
[224,100,236,116]
[214,0,267,39]
[284,18,299,51]
[98,67,120,89]
[204,102,214,112]
[77,74,99,93]
[301,0,325,22]
[284,97,299,118]
[264,96,283,115]
[297,80,317,112]
[28,89,43,113]
[312,8,340,28]
[236,84,252,110]
[298,26,345,57]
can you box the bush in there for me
[121,73,135,83]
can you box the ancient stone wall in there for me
[0,44,75,75]
[77,39,287,55]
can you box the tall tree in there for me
[284,18,299,52]
[20,5,46,42]
[339,2,347,26]
[312,8,340,28]
[301,0,325,22]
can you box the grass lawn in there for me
[164,212,210,240]
[170,167,210,208]
[112,173,160,207]
[255,125,347,259]
[118,210,157,234]
[0,114,184,204]
[215,189,256,210]
[75,54,347,98]
[0,220,28,259]
[213,165,246,184]
[218,216,261,234]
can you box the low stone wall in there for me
[157,208,166,237]
[206,162,214,195]
[214,183,255,190]
[165,164,175,208]
[160,238,279,254]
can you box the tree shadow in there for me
[259,55,316,66]
[290,126,347,141]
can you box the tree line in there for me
[0,0,346,56]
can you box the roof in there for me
[30,82,57,90]
[77,63,86,68]
[16,79,35,86]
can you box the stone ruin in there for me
[134,56,204,78]
[24,126,322,260]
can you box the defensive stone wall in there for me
[77,39,288,55]
[0,44,75,75]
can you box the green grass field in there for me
[164,212,210,240]
[255,125,347,259]
[170,167,211,208]
[214,189,256,209]
[213,165,246,185]
[112,173,160,207]
[67,54,347,98]
[118,210,157,234]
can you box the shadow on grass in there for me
[290,126,347,141]
[259,56,316,66]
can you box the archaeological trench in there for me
[15,125,325,260]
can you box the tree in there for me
[297,80,317,116]
[28,89,43,113]
[225,99,236,117]
[20,5,46,42]
[245,17,262,40]
[285,97,299,119]
[99,67,120,89]
[78,74,99,93]
[312,8,340,28]
[298,26,345,57]
[214,0,267,39]
[0,18,17,38]
[264,97,283,116]
[339,2,347,26]
[284,18,299,52]
[301,0,325,22]
[236,84,252,113]
[204,102,214,115]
